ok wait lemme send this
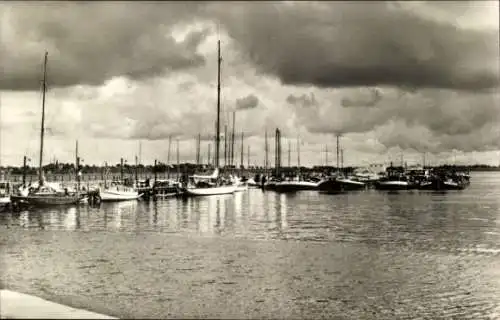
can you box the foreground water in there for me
[1,172,499,319]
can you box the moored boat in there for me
[374,166,410,190]
[177,169,237,197]
[10,52,87,208]
[273,177,319,192]
[152,179,179,199]
[99,182,142,201]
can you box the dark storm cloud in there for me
[0,1,209,91]
[211,1,499,91]
[235,94,259,110]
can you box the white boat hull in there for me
[180,185,237,196]
[99,190,142,201]
[0,196,10,204]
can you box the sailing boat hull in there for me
[179,185,237,196]
[273,181,319,192]
[99,191,142,202]
[10,194,84,206]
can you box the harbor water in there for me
[1,172,499,319]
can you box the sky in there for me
[0,1,499,168]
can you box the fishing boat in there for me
[177,41,238,197]
[374,166,410,190]
[10,52,85,207]
[420,168,469,191]
[152,179,179,199]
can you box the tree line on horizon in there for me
[1,162,499,176]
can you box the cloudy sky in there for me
[1,1,499,168]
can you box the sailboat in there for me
[0,94,12,209]
[10,52,86,207]
[178,40,237,197]
[273,134,320,192]
[98,160,142,201]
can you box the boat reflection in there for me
[280,193,288,230]
[63,207,79,231]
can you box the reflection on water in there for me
[1,172,500,319]
[4,175,500,247]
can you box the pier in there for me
[0,290,117,319]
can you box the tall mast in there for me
[139,141,142,165]
[208,143,211,167]
[275,128,281,176]
[336,134,340,174]
[297,135,300,168]
[75,140,80,191]
[264,129,269,173]
[215,40,221,168]
[176,139,180,180]
[247,145,250,168]
[231,110,236,168]
[135,155,138,184]
[224,124,228,167]
[341,149,344,171]
[167,135,172,179]
[240,131,244,169]
[288,139,291,168]
[196,133,201,166]
[39,51,48,185]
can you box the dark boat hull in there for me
[10,194,84,207]
[273,181,319,193]
[318,179,366,192]
[417,179,467,191]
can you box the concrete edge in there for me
[0,289,118,319]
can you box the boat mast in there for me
[231,110,235,169]
[288,139,291,168]
[38,52,48,185]
[196,133,201,166]
[297,134,300,179]
[264,129,269,175]
[240,131,244,169]
[336,134,340,175]
[215,40,221,169]
[167,135,172,179]
[224,125,228,167]
[75,140,80,191]
[176,139,180,180]
[208,143,211,167]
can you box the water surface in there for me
[1,172,499,319]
